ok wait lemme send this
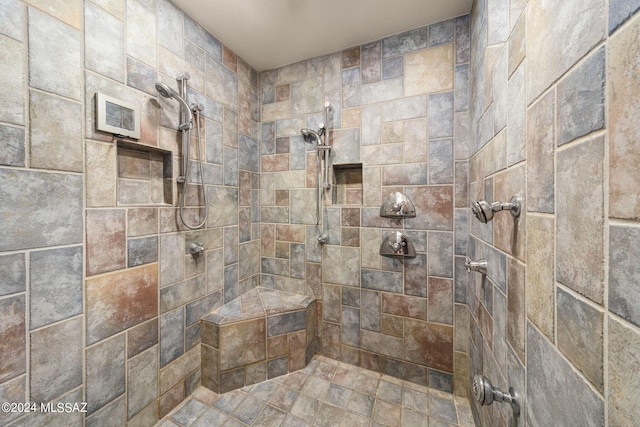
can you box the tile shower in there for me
[0,1,639,427]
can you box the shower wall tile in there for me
[0,36,26,125]
[206,56,238,110]
[126,0,156,66]
[86,209,126,276]
[404,319,453,372]
[527,322,604,427]
[185,14,221,61]
[0,169,83,251]
[382,293,426,320]
[429,139,453,184]
[0,124,25,167]
[609,15,640,221]
[427,232,453,278]
[323,246,360,286]
[160,307,185,368]
[86,333,126,414]
[526,0,604,103]
[128,318,158,359]
[0,376,25,425]
[382,27,428,58]
[493,163,526,261]
[127,346,158,419]
[361,41,381,84]
[526,89,555,213]
[291,76,323,116]
[404,186,453,230]
[507,64,526,165]
[557,287,604,392]
[557,46,605,146]
[160,275,206,314]
[381,163,427,185]
[29,245,83,329]
[0,253,25,296]
[342,67,361,108]
[206,187,238,227]
[0,0,23,41]
[361,269,402,294]
[363,78,404,106]
[430,19,454,46]
[86,263,158,345]
[86,141,116,207]
[382,95,427,122]
[404,44,453,96]
[0,295,25,384]
[609,225,640,327]
[30,316,82,402]
[157,0,183,57]
[526,215,554,340]
[507,257,525,362]
[608,317,640,425]
[609,0,640,33]
[85,1,123,82]
[509,13,526,77]
[28,8,82,101]
[128,236,158,267]
[557,135,604,303]
[427,277,453,324]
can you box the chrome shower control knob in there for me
[189,242,205,257]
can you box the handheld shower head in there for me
[155,82,192,114]
[301,128,322,143]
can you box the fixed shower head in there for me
[155,82,192,114]
[471,196,522,223]
[471,200,494,223]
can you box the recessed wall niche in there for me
[333,163,362,205]
[116,141,172,206]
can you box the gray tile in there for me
[428,92,454,138]
[0,0,23,41]
[427,232,453,278]
[361,290,381,331]
[84,1,123,82]
[323,246,360,286]
[507,64,526,165]
[0,35,24,125]
[172,398,208,425]
[86,333,125,414]
[253,404,287,427]
[185,14,222,60]
[160,308,185,367]
[125,0,156,66]
[342,67,361,108]
[557,288,603,392]
[382,95,427,122]
[362,269,403,293]
[85,396,125,427]
[429,394,457,423]
[0,169,83,251]
[325,383,352,408]
[382,27,428,58]
[29,8,82,100]
[126,57,157,96]
[127,346,158,418]
[557,46,605,146]
[239,134,260,172]
[29,246,83,329]
[30,318,77,400]
[206,55,239,110]
[128,236,158,268]
[429,139,453,184]
[267,310,306,336]
[454,64,470,112]
[231,394,266,424]
[0,124,24,167]
[609,0,640,33]
[527,89,555,213]
[527,322,604,427]
[224,263,239,303]
[430,19,454,46]
[157,0,183,56]
[609,225,640,327]
[0,252,25,296]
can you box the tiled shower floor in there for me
[158,355,475,427]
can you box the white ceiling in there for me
[171,0,473,71]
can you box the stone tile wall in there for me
[0,0,260,425]
[260,17,472,396]
[468,0,640,426]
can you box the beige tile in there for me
[526,214,555,340]
[609,14,640,220]
[404,44,454,96]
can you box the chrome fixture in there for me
[301,102,334,244]
[188,242,205,257]
[472,375,520,416]
[380,231,416,258]
[465,257,487,275]
[471,196,522,223]
[156,73,208,229]
[380,192,416,218]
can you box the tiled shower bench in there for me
[200,287,316,394]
